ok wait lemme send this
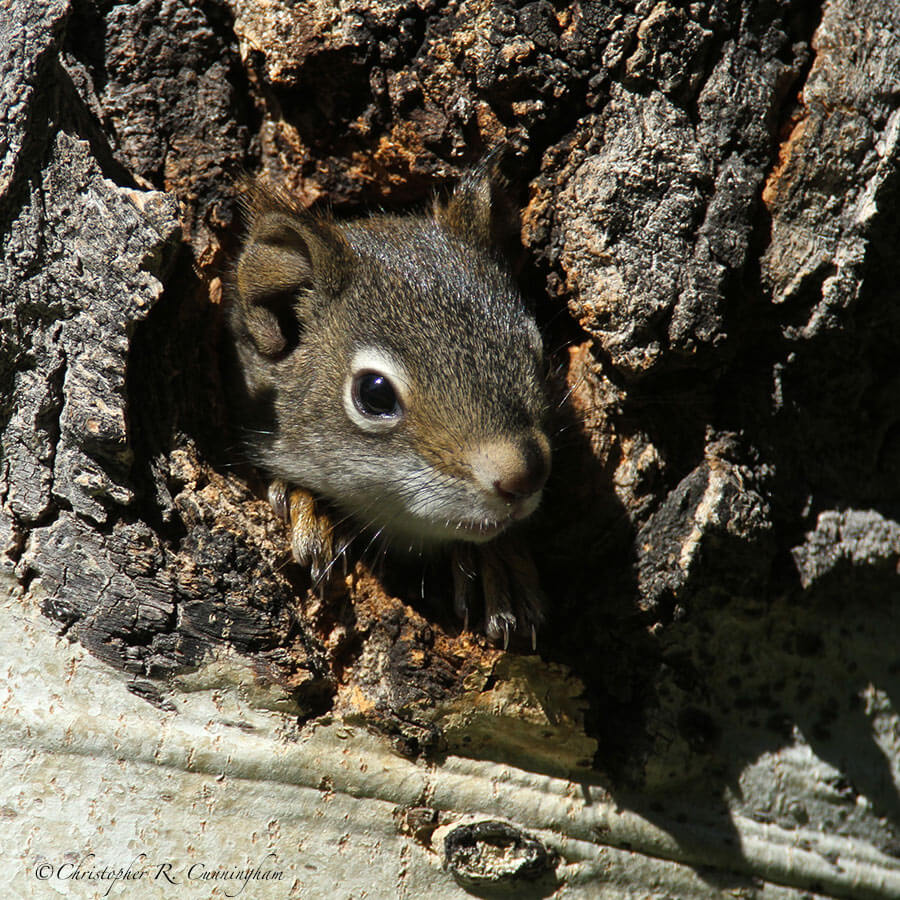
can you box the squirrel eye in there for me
[353,372,401,418]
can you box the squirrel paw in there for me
[451,538,544,649]
[267,480,347,584]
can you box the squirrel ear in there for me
[434,146,513,248]
[234,185,353,357]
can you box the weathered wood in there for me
[2,0,900,893]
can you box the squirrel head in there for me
[228,159,551,547]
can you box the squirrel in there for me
[225,156,551,645]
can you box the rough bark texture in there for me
[2,0,900,891]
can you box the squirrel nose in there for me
[468,434,551,510]
[491,436,551,502]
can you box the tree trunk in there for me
[2,0,900,896]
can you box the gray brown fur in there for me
[225,161,551,641]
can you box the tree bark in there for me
[3,0,900,895]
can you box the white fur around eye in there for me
[343,346,411,434]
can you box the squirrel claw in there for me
[269,482,341,586]
[482,539,544,648]
[452,538,543,647]
[267,479,292,523]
